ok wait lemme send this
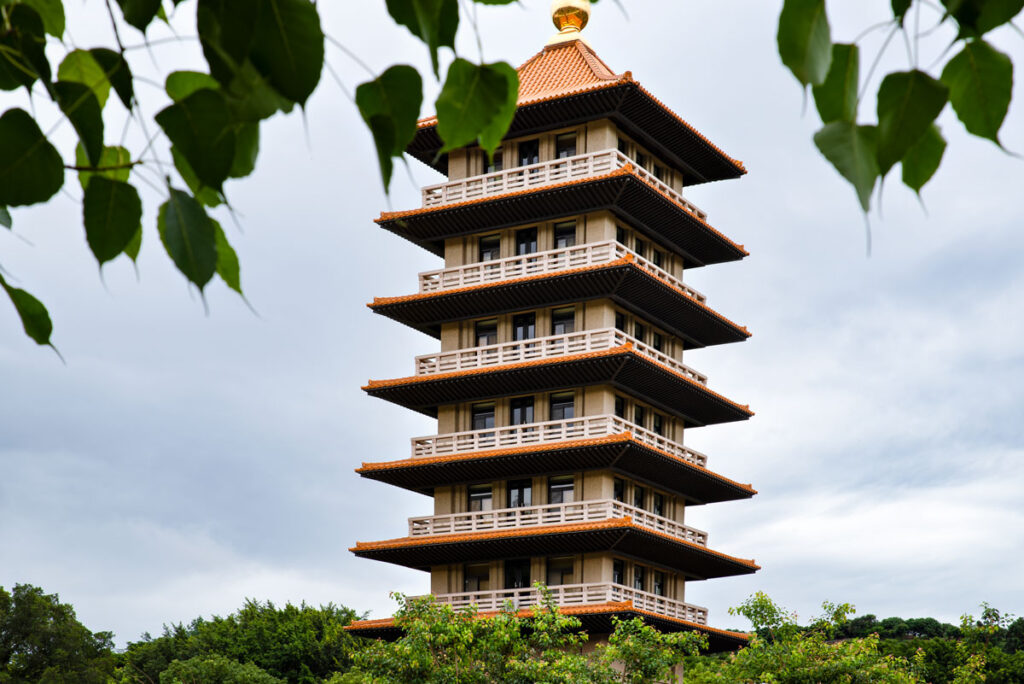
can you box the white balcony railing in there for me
[421,149,708,223]
[418,240,706,303]
[408,498,709,546]
[415,327,708,386]
[427,582,709,625]
[410,414,709,468]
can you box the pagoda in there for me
[346,0,758,652]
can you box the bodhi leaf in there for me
[197,0,259,86]
[942,0,1024,36]
[814,121,879,212]
[166,70,219,101]
[156,89,237,191]
[0,108,65,207]
[355,65,423,189]
[250,0,324,105]
[229,122,259,178]
[115,0,162,31]
[777,0,832,87]
[212,220,242,294]
[941,40,1012,145]
[21,0,65,37]
[83,177,143,264]
[386,0,458,77]
[876,70,948,177]
[813,43,859,124]
[171,147,223,207]
[124,225,142,262]
[436,59,519,158]
[75,144,132,190]
[0,207,11,229]
[54,81,105,167]
[89,49,134,109]
[58,51,111,109]
[0,5,51,92]
[0,274,53,346]
[158,189,217,289]
[902,124,946,194]
[892,0,912,22]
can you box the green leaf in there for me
[813,121,879,212]
[83,177,143,264]
[940,40,1013,144]
[0,274,53,346]
[901,124,946,194]
[876,70,948,176]
[355,65,423,189]
[124,224,142,262]
[54,81,105,167]
[75,144,132,190]
[156,89,237,191]
[213,220,242,293]
[171,147,223,207]
[941,0,1024,35]
[892,0,912,21]
[0,5,50,91]
[812,43,859,124]
[223,60,293,121]
[436,59,519,157]
[166,70,219,102]
[0,206,11,229]
[197,0,259,86]
[250,0,324,105]
[386,0,459,77]
[0,108,64,207]
[90,49,134,109]
[777,0,832,87]
[115,0,162,31]
[21,0,65,37]
[229,122,259,178]
[58,50,111,109]
[158,189,217,289]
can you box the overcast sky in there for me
[1,0,1022,646]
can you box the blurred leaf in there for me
[158,189,217,289]
[156,89,236,191]
[0,108,64,207]
[124,224,142,262]
[54,81,105,166]
[941,0,1024,35]
[115,0,162,31]
[901,124,946,194]
[229,122,259,178]
[813,43,859,123]
[76,144,132,190]
[777,0,832,87]
[386,0,458,77]
[814,121,879,212]
[197,0,259,86]
[21,0,64,37]
[171,147,223,207]
[0,5,50,92]
[355,65,423,189]
[166,70,219,102]
[224,60,293,121]
[892,0,912,22]
[0,206,11,229]
[83,177,143,264]
[436,59,518,158]
[0,274,53,346]
[876,70,947,176]
[941,40,1012,144]
[90,48,134,109]
[58,50,111,109]
[250,0,324,105]
[213,220,242,294]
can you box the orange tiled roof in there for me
[355,433,758,495]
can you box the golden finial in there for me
[548,0,591,46]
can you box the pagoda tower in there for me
[347,0,758,652]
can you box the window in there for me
[549,392,575,421]
[633,322,647,343]
[507,479,532,508]
[613,478,625,503]
[617,137,630,156]
[504,558,531,589]
[613,559,625,585]
[614,396,626,419]
[636,152,650,170]
[518,139,540,167]
[634,238,647,258]
[512,313,536,341]
[651,332,665,353]
[553,221,576,249]
[486,149,503,173]
[616,226,627,245]
[551,308,575,336]
[475,319,497,346]
[515,227,538,255]
[468,484,493,512]
[654,165,667,182]
[633,565,646,591]
[548,475,575,504]
[652,413,664,437]
[615,312,627,333]
[510,397,535,426]
[633,405,646,429]
[464,563,490,592]
[472,403,495,431]
[652,571,665,596]
[652,492,665,517]
[652,250,665,269]
[555,133,577,159]
[546,557,574,586]
[633,485,646,510]
[479,235,501,262]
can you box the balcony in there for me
[428,582,709,626]
[408,499,709,547]
[415,327,707,384]
[421,149,709,222]
[419,240,707,304]
[411,414,709,468]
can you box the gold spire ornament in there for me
[548,0,591,46]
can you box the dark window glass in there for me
[475,320,497,346]
[464,563,490,591]
[652,250,665,268]
[616,226,627,245]
[504,558,531,589]
[633,405,646,429]
[472,403,495,431]
[633,322,647,343]
[613,478,625,503]
[633,565,645,591]
[652,571,665,596]
[614,396,626,419]
[652,333,665,353]
[549,392,575,421]
[551,308,575,336]
[652,492,665,517]
[636,152,650,170]
[553,221,576,249]
[515,227,538,255]
[615,312,627,333]
[507,479,532,508]
[510,397,535,426]
[546,557,574,586]
[479,235,501,262]
[486,149,504,173]
[617,137,630,156]
[555,133,577,159]
[518,139,540,166]
[548,475,575,505]
[634,238,647,258]
[468,484,493,512]
[654,165,667,182]
[633,485,646,510]
[652,414,664,437]
[613,559,625,585]
[512,313,536,341]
